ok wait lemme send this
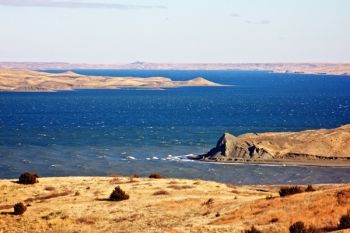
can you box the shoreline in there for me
[195,158,350,168]
[0,69,224,92]
[1,62,350,76]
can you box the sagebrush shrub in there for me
[305,185,316,192]
[13,202,27,215]
[339,213,350,229]
[244,226,262,233]
[279,186,303,197]
[289,221,305,233]
[149,173,162,179]
[18,172,39,184]
[109,186,129,201]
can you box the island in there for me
[194,124,350,166]
[0,69,222,92]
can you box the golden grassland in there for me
[1,176,350,232]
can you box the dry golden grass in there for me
[0,177,349,233]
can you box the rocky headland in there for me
[0,69,222,92]
[196,125,350,166]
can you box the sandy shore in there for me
[1,176,350,233]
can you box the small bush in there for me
[167,184,193,190]
[289,222,323,233]
[44,186,55,191]
[339,213,350,229]
[109,186,129,201]
[305,185,316,192]
[245,226,262,233]
[270,217,279,223]
[153,190,170,195]
[279,186,303,197]
[18,172,39,184]
[289,221,305,233]
[13,202,27,215]
[149,173,162,179]
[202,198,214,206]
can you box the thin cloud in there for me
[230,13,240,17]
[0,0,166,9]
[245,19,270,25]
[260,20,270,25]
[231,13,270,25]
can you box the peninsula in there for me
[196,124,350,166]
[0,69,221,92]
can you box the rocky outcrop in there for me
[198,125,350,162]
[199,133,273,161]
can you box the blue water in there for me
[1,70,350,184]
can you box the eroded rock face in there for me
[200,133,273,161]
[198,125,350,162]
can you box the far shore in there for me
[1,62,350,76]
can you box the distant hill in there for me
[0,62,350,75]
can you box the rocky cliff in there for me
[199,125,350,162]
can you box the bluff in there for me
[198,125,350,162]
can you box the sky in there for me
[0,0,349,63]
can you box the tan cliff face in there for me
[200,125,350,162]
[0,69,222,92]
